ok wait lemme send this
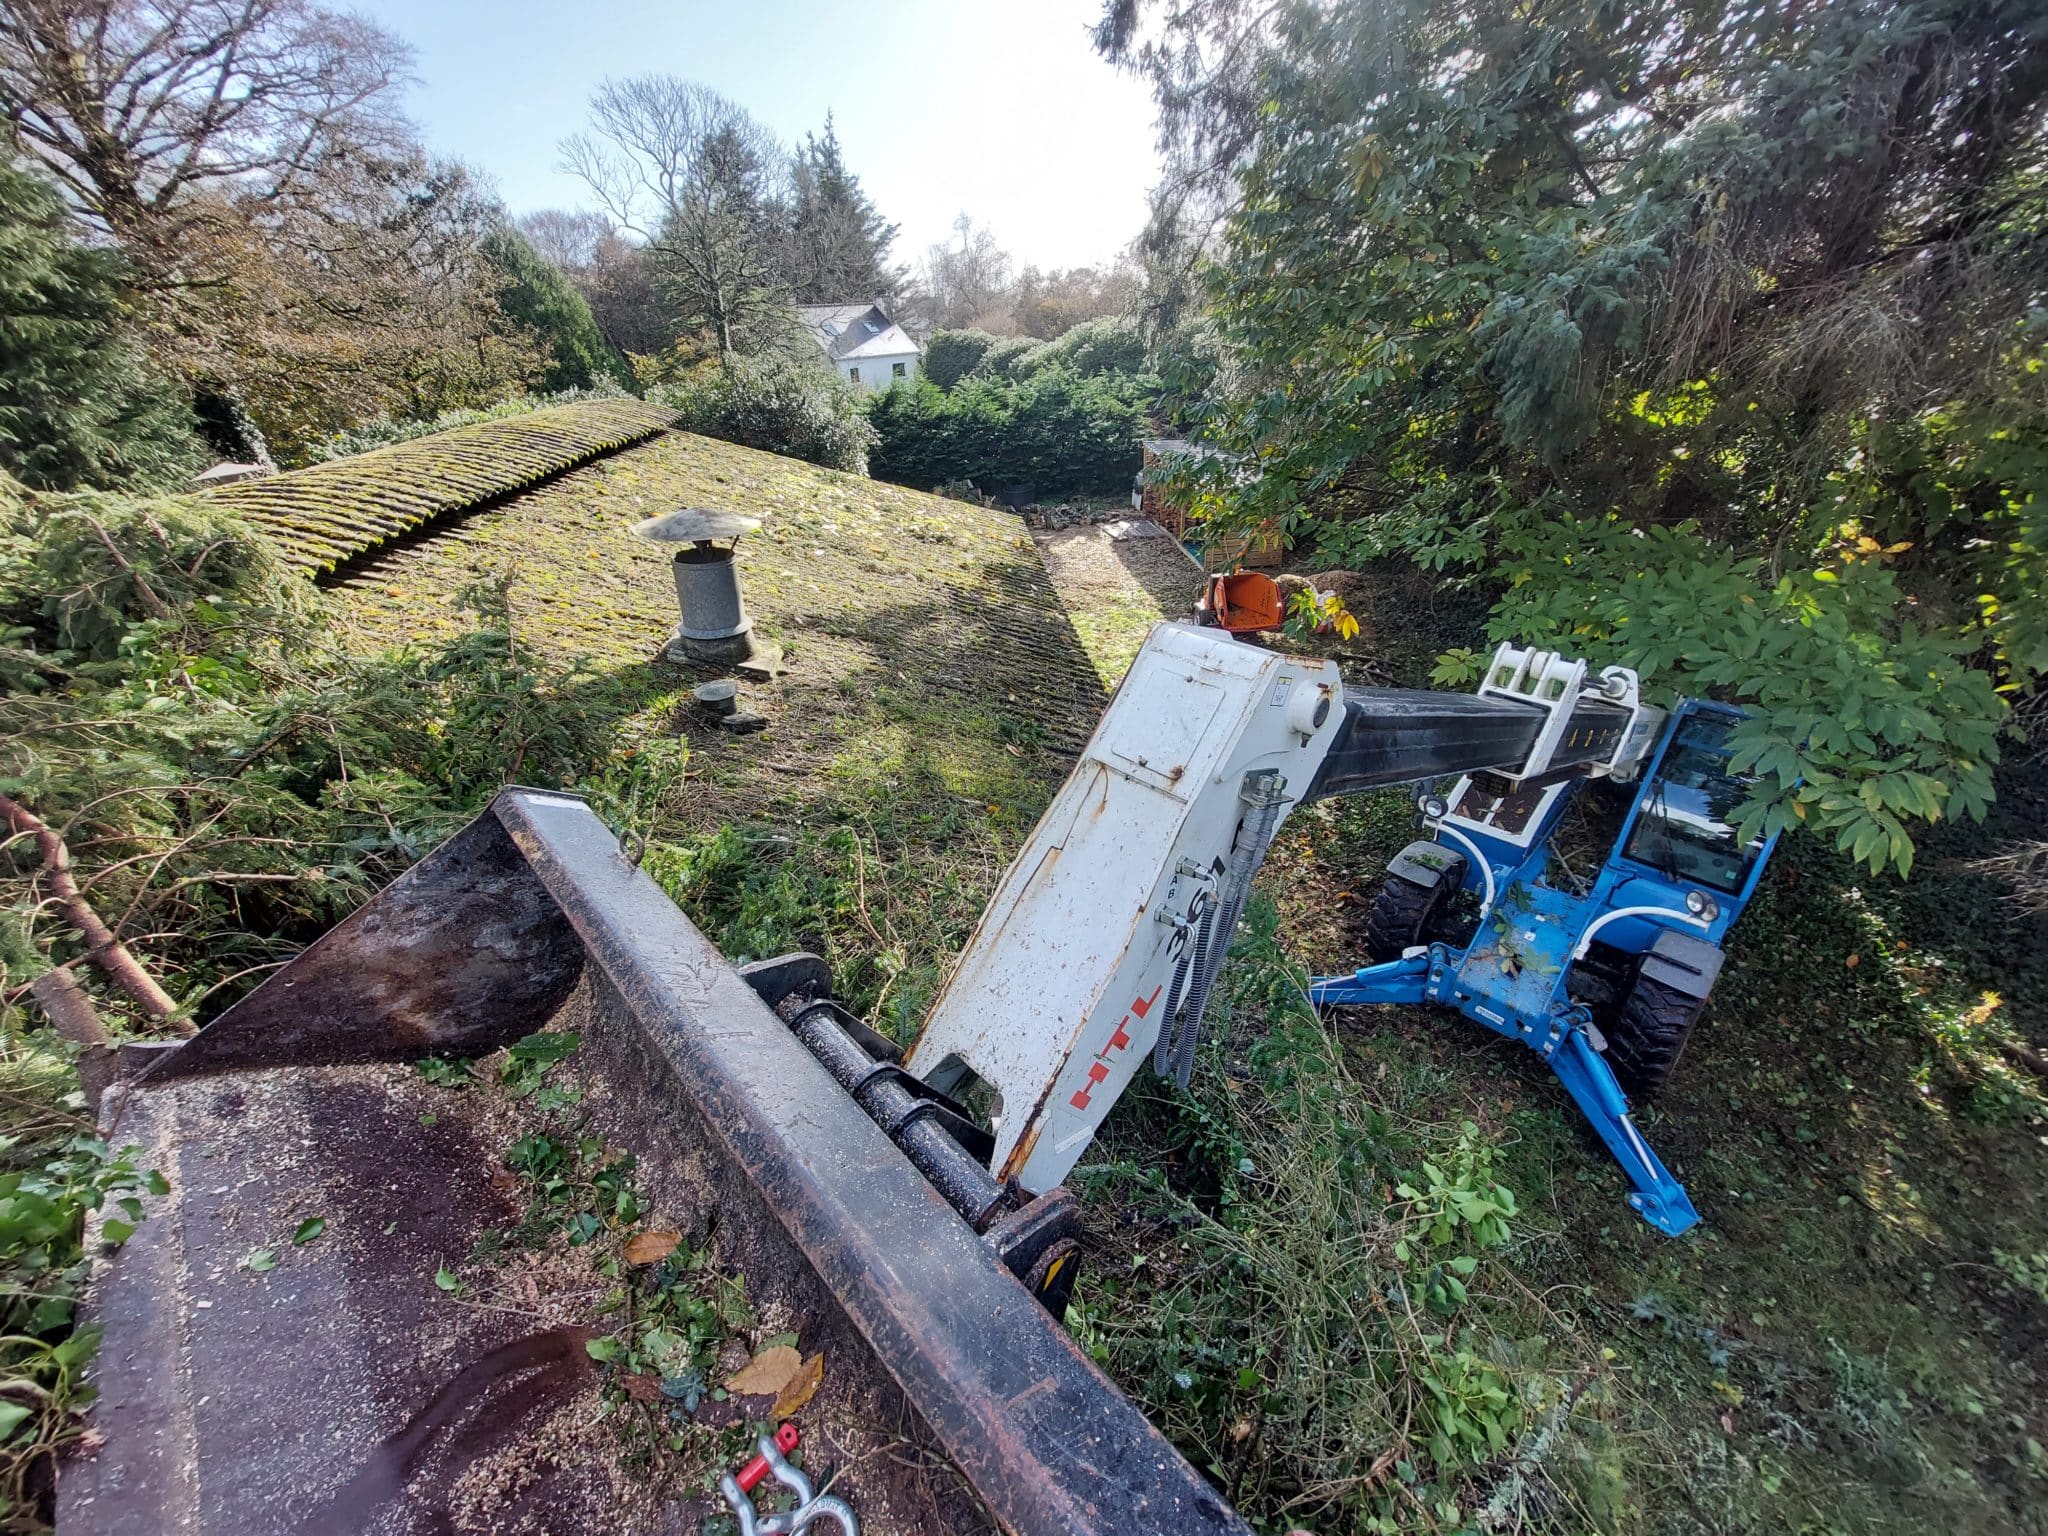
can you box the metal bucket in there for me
[63,790,1247,1536]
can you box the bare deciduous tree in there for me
[559,75,790,358]
[517,208,609,273]
[517,207,673,357]
[0,0,545,458]
[1011,258,1142,339]
[914,213,1015,331]
[174,149,544,454]
[0,0,413,255]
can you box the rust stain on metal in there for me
[148,813,584,1080]
[1004,1120,1046,1182]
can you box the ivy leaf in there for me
[508,1031,581,1065]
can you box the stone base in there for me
[734,641,786,681]
[663,626,754,666]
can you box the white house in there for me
[797,302,921,392]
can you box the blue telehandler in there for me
[1309,693,1782,1234]
[906,627,1782,1240]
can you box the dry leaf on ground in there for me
[727,1344,802,1397]
[624,1230,681,1266]
[770,1353,824,1419]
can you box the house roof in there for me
[797,302,918,362]
[837,325,919,361]
[328,429,1116,774]
[209,399,679,573]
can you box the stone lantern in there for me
[631,506,761,665]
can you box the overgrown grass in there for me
[631,680,1048,1041]
[1074,893,1598,1535]
[0,478,664,1525]
[1063,762,2048,1536]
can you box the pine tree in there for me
[784,117,902,303]
[0,162,199,491]
[480,224,628,390]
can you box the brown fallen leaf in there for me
[770,1352,824,1419]
[623,1372,663,1404]
[726,1344,802,1397]
[624,1230,682,1266]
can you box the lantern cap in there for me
[631,507,762,543]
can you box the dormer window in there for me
[823,322,841,337]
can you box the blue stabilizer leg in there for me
[1309,955,1431,1008]
[1543,1027,1700,1236]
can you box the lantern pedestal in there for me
[663,544,754,665]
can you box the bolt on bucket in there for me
[61,789,1248,1536]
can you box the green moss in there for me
[210,400,678,571]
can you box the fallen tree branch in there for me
[85,518,174,622]
[29,968,110,1049]
[2001,1038,2048,1080]
[0,791,190,1035]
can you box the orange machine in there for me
[1198,569,1284,634]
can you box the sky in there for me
[348,0,1164,274]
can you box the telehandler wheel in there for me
[1363,868,1456,963]
[1605,970,1705,1098]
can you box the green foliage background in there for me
[866,366,1153,496]
[481,224,630,393]
[0,164,199,493]
[651,350,879,475]
[1151,0,2048,874]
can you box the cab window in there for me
[1623,713,1765,894]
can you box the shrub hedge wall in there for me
[866,366,1152,497]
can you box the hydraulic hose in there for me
[1151,888,1212,1078]
[1156,771,1288,1090]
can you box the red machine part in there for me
[735,1422,802,1494]
[1201,570,1285,633]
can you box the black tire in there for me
[1604,970,1705,1098]
[1363,873,1453,963]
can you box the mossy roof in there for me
[209,400,678,574]
[327,430,1118,833]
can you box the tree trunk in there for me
[0,792,191,1034]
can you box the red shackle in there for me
[734,1422,802,1494]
